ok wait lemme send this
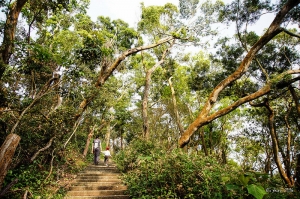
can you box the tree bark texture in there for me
[0,0,28,79]
[263,135,272,175]
[168,77,185,135]
[265,100,294,187]
[200,129,208,156]
[106,122,111,148]
[83,126,95,157]
[284,106,292,181]
[0,133,21,189]
[178,0,300,147]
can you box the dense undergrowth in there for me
[114,139,300,199]
[2,139,300,199]
[1,147,92,199]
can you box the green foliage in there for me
[222,171,268,199]
[2,148,89,199]
[116,141,237,198]
[247,184,266,199]
[219,0,273,26]
[96,16,138,51]
[115,141,300,199]
[22,44,56,76]
[114,138,156,172]
[1,0,300,198]
[179,0,199,19]
[138,3,178,35]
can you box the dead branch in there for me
[44,148,56,182]
[30,136,55,162]
[0,178,18,197]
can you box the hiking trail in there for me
[64,161,129,199]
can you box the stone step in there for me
[78,172,120,176]
[64,162,129,199]
[66,190,127,196]
[76,176,121,180]
[87,165,117,168]
[75,178,122,183]
[82,170,120,174]
[86,166,117,169]
[70,185,127,191]
[84,168,119,172]
[64,195,130,199]
[72,181,125,186]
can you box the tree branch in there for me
[281,28,300,39]
[30,136,56,162]
[178,0,300,148]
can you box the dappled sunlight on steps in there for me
[64,162,130,199]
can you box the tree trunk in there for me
[47,73,62,117]
[264,135,272,175]
[83,126,95,157]
[266,100,294,187]
[284,105,292,181]
[289,85,300,116]
[0,0,28,79]
[251,99,294,187]
[295,154,300,191]
[141,40,175,140]
[168,77,185,135]
[0,133,21,189]
[142,68,150,140]
[200,129,208,156]
[120,132,123,149]
[106,122,111,148]
[222,148,227,164]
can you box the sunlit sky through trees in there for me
[87,0,278,35]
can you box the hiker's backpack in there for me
[94,139,100,149]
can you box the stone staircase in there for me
[64,162,130,199]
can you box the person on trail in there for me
[92,136,101,165]
[103,146,111,166]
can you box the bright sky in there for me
[87,0,179,28]
[86,0,278,36]
[86,0,281,54]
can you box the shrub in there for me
[115,142,231,198]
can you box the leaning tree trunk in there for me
[0,133,21,189]
[83,125,96,157]
[178,0,300,148]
